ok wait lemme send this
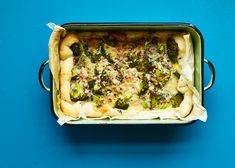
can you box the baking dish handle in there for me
[204,59,215,91]
[39,60,51,92]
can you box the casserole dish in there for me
[39,22,215,125]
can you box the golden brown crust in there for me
[59,33,79,60]
[60,57,73,102]
[48,26,66,89]
[60,100,80,118]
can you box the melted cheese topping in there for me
[65,31,187,118]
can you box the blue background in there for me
[0,0,234,167]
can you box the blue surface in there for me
[0,0,234,167]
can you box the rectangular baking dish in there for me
[39,22,215,125]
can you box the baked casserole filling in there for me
[48,25,206,121]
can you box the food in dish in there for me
[48,25,206,121]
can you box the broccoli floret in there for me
[93,84,100,91]
[154,68,171,86]
[92,82,109,95]
[92,95,103,107]
[100,43,107,57]
[136,58,151,72]
[70,82,88,101]
[149,97,172,109]
[150,97,171,110]
[143,37,159,49]
[114,98,129,110]
[149,92,167,109]
[149,92,160,109]
[100,69,112,86]
[94,61,106,75]
[82,42,101,63]
[84,51,100,63]
[171,93,184,108]
[114,93,132,110]
[167,37,179,63]
[149,91,182,109]
[138,76,149,96]
[150,98,157,109]
[92,42,106,63]
[93,84,105,95]
[127,52,151,72]
[150,96,157,109]
[127,53,138,63]
[101,44,115,63]
[91,53,101,63]
[155,102,171,109]
[116,73,124,82]
[70,42,81,57]
[155,69,163,77]
[71,67,80,78]
[83,42,93,58]
[106,54,115,64]
[88,80,96,90]
[127,53,138,67]
[157,43,165,54]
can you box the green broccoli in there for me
[100,43,107,57]
[82,42,101,63]
[70,42,81,57]
[170,93,184,108]
[93,83,105,95]
[100,69,112,86]
[149,92,168,109]
[167,37,179,63]
[88,80,96,90]
[154,68,171,86]
[70,82,88,101]
[71,67,80,78]
[157,43,165,54]
[150,92,160,109]
[155,69,163,77]
[92,95,103,107]
[101,44,115,63]
[155,102,171,109]
[136,58,151,72]
[127,53,138,68]
[151,98,172,110]
[127,52,151,72]
[114,98,129,110]
[138,77,149,96]
[150,96,157,109]
[114,93,132,110]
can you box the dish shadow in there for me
[62,123,197,144]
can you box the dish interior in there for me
[51,23,203,124]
